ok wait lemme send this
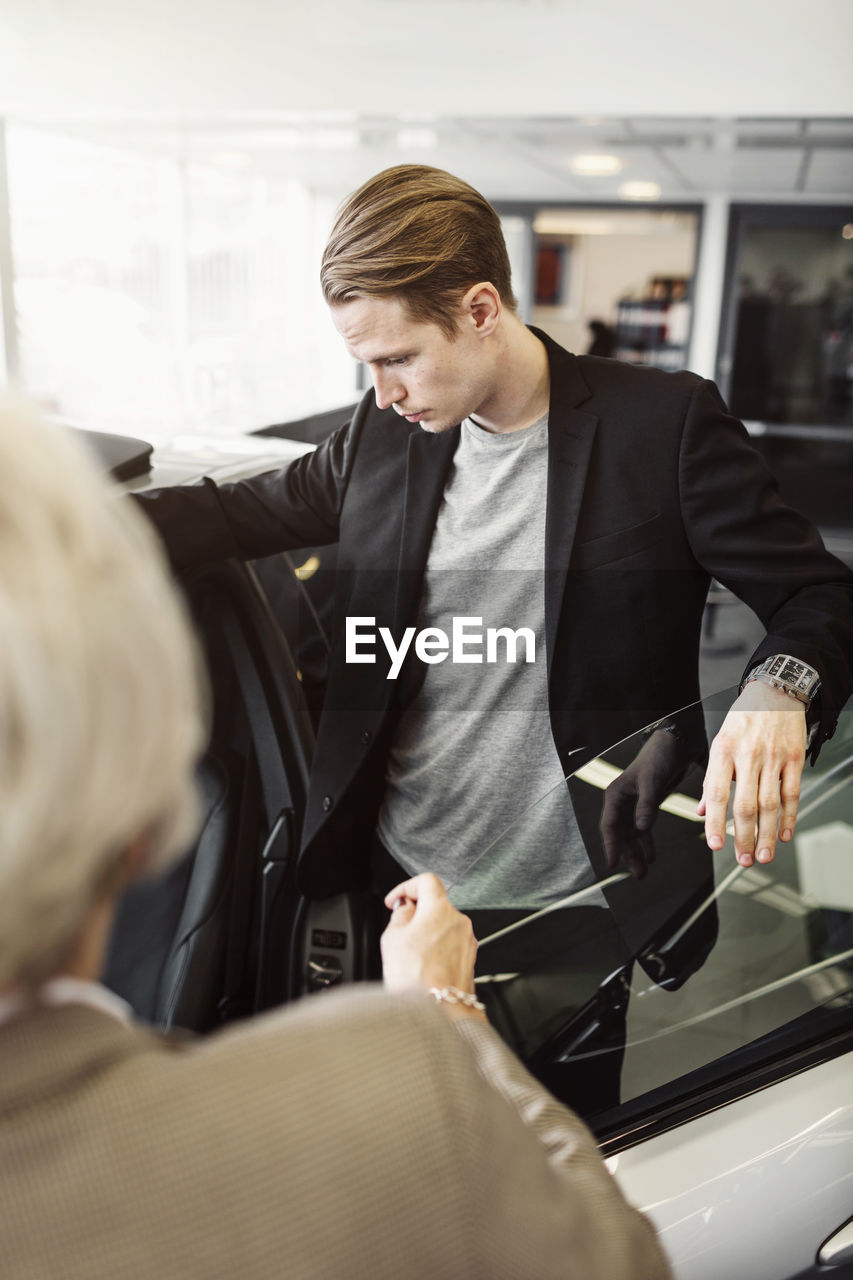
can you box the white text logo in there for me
[345,616,537,680]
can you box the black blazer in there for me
[138,330,853,896]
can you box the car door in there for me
[74,425,338,1030]
[469,687,853,1280]
[83,422,380,1030]
[103,551,319,1029]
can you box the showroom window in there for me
[0,122,356,438]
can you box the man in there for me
[0,398,670,1279]
[138,164,853,908]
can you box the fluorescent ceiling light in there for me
[619,180,662,201]
[569,153,622,175]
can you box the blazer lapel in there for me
[393,425,460,632]
[540,336,599,680]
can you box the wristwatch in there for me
[741,654,822,708]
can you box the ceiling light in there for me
[570,153,623,176]
[619,181,661,201]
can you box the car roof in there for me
[69,424,315,489]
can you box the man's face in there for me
[330,295,494,434]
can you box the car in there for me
[79,423,853,1280]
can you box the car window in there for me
[467,688,853,1141]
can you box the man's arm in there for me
[132,411,363,573]
[678,378,853,863]
[381,875,672,1279]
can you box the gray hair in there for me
[0,396,206,991]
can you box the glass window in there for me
[5,124,357,437]
[718,206,853,538]
[725,213,853,427]
[466,689,853,1137]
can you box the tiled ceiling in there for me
[36,114,853,204]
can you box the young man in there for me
[0,399,671,1280]
[139,164,853,908]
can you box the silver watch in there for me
[741,654,821,708]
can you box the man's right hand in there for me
[380,873,483,1018]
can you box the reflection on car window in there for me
[466,688,853,1136]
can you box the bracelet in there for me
[428,986,486,1012]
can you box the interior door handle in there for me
[819,1217,853,1266]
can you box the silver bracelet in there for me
[428,985,486,1012]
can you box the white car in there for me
[84,425,853,1280]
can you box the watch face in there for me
[769,656,816,691]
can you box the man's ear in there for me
[460,282,501,336]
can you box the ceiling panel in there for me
[804,148,853,194]
[20,114,853,203]
[730,146,807,191]
[650,148,736,193]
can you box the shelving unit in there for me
[614,279,691,371]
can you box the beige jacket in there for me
[1,986,671,1279]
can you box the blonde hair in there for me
[0,396,206,990]
[320,165,518,336]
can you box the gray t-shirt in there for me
[377,414,591,909]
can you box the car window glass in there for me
[464,688,853,1135]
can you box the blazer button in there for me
[360,728,371,745]
[322,795,333,812]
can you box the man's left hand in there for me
[699,681,808,866]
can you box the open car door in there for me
[103,555,316,1030]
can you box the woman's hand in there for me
[380,873,484,1021]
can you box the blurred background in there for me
[0,0,850,531]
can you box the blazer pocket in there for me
[572,512,665,570]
